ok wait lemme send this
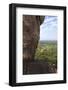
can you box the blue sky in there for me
[40,16,57,41]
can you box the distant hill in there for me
[39,40,57,44]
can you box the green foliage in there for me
[40,16,45,25]
[34,41,57,65]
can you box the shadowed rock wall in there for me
[23,15,44,61]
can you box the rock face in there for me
[23,15,44,61]
[23,15,45,74]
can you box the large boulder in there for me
[23,15,44,61]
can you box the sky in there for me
[40,16,57,41]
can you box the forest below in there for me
[34,40,57,68]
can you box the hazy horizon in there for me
[40,40,57,41]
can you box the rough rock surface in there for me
[23,15,44,61]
